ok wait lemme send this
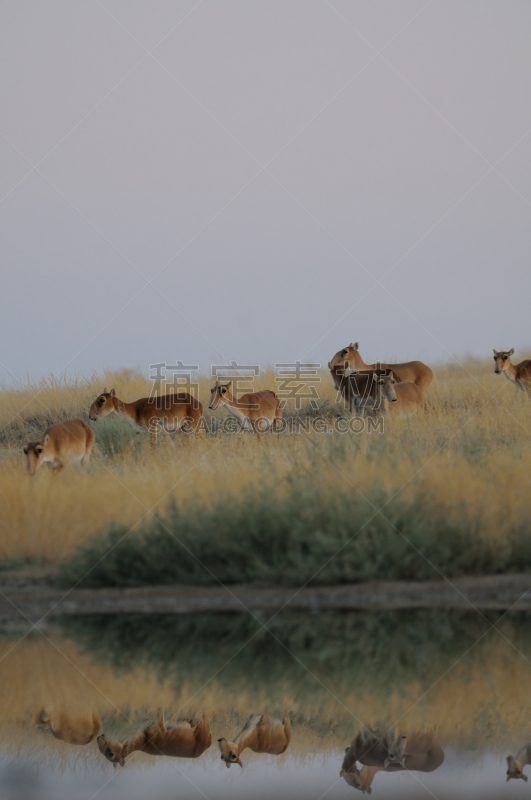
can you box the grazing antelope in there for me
[374,372,425,417]
[328,361,389,413]
[341,730,444,794]
[97,712,211,767]
[217,713,291,768]
[23,419,95,475]
[209,381,282,438]
[37,707,102,746]
[506,743,531,782]
[89,388,204,446]
[493,349,531,392]
[330,343,433,392]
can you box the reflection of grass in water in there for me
[2,610,531,767]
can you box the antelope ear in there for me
[507,757,513,766]
[493,349,498,356]
[372,372,378,381]
[508,348,514,356]
[340,769,344,777]
[110,388,116,397]
[23,445,28,454]
[353,342,359,350]
[43,434,50,445]
[103,387,107,393]
[226,381,232,388]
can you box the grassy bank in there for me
[0,359,530,577]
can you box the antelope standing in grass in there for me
[330,343,433,392]
[217,713,291,768]
[493,349,531,392]
[97,711,211,767]
[374,372,425,417]
[89,388,204,446]
[209,381,282,438]
[328,361,389,413]
[506,743,531,781]
[23,419,95,475]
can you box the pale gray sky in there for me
[1,1,530,383]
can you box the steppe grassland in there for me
[0,359,530,565]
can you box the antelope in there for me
[23,419,95,475]
[374,372,425,417]
[209,381,282,438]
[330,343,433,392]
[89,388,204,446]
[37,707,102,746]
[217,713,291,768]
[97,711,211,767]
[493,349,531,392]
[341,731,444,793]
[506,743,531,781]
[328,361,389,413]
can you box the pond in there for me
[0,609,529,798]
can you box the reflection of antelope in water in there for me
[97,711,211,767]
[217,713,291,768]
[37,708,102,745]
[340,730,444,794]
[506,743,531,781]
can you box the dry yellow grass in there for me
[0,359,530,564]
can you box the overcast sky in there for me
[1,1,530,384]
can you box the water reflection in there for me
[340,730,444,794]
[1,610,531,797]
[97,711,212,767]
[37,707,102,746]
[506,743,531,782]
[217,713,291,768]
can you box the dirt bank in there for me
[0,569,530,630]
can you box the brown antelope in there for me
[374,372,425,417]
[330,343,433,392]
[23,419,95,475]
[506,743,531,781]
[37,707,102,746]
[217,713,291,768]
[89,388,204,446]
[97,712,211,767]
[493,349,531,392]
[209,381,282,439]
[341,731,444,794]
[328,361,389,413]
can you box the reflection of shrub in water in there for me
[61,609,527,703]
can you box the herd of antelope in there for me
[37,705,531,790]
[22,343,531,474]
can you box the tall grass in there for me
[0,359,530,570]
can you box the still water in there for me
[1,610,530,798]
